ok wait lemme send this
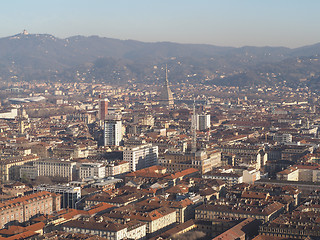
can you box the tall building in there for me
[123,143,158,171]
[160,65,174,107]
[196,114,211,131]
[104,115,123,146]
[98,98,109,120]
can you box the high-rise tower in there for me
[160,65,174,106]
[98,98,109,121]
[104,115,122,146]
[98,98,109,120]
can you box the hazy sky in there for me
[1,0,319,48]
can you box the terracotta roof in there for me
[63,220,126,232]
[0,230,38,240]
[166,184,189,194]
[241,191,268,200]
[164,168,199,179]
[0,191,53,209]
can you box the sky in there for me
[1,0,319,48]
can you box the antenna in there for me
[191,99,197,153]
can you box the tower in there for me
[191,100,197,153]
[98,98,109,120]
[104,115,122,146]
[160,65,174,106]
[196,114,211,131]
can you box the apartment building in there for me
[35,159,76,181]
[105,161,130,177]
[79,162,105,179]
[20,159,77,181]
[123,144,158,171]
[0,154,39,182]
[0,191,61,229]
[35,185,81,209]
[160,150,219,174]
[104,114,123,146]
[62,218,146,240]
[277,164,320,182]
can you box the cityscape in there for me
[0,56,320,239]
[1,1,320,240]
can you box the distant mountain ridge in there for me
[0,32,320,88]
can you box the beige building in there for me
[79,162,105,179]
[63,220,129,240]
[219,144,267,170]
[160,150,220,174]
[108,206,176,235]
[277,164,320,182]
[105,161,130,177]
[195,201,284,223]
[0,154,39,182]
[0,191,61,229]
[34,159,76,181]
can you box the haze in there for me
[1,0,319,48]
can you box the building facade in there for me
[35,185,81,209]
[98,98,109,120]
[0,154,39,182]
[104,115,123,146]
[105,161,130,177]
[79,162,106,179]
[160,150,219,174]
[34,159,76,181]
[196,114,211,131]
[123,144,158,171]
[0,191,61,229]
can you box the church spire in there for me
[165,64,169,86]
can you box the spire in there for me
[165,64,169,86]
[159,64,174,106]
[191,99,197,153]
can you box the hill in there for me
[0,31,320,88]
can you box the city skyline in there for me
[1,0,320,48]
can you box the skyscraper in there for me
[196,114,211,131]
[104,115,122,146]
[160,65,174,107]
[98,98,109,120]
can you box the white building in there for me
[196,114,211,131]
[273,133,292,143]
[79,162,105,179]
[277,165,320,182]
[123,144,158,171]
[34,159,76,181]
[104,115,123,146]
[105,161,130,177]
[0,108,18,119]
